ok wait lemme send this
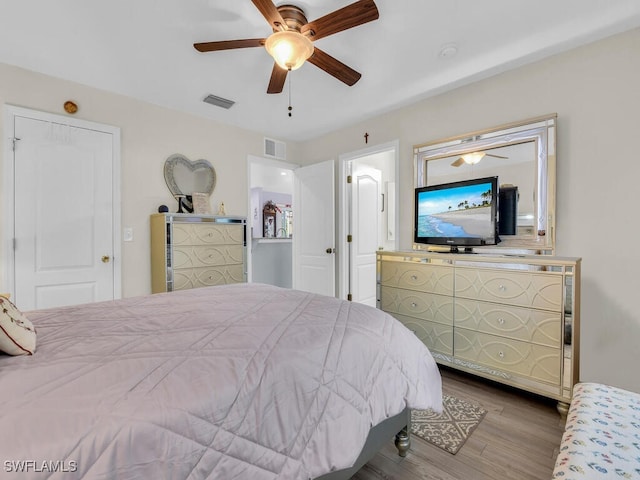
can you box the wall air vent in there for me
[264,137,286,160]
[203,94,235,109]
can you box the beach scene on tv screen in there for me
[417,182,494,239]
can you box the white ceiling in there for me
[2,1,640,142]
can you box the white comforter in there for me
[0,283,442,479]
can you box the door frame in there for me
[338,140,399,300]
[2,105,122,299]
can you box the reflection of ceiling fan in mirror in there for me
[451,151,509,167]
[193,0,379,94]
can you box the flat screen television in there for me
[414,176,499,252]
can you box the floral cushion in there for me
[0,295,36,355]
[552,382,640,479]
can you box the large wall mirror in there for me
[414,114,556,253]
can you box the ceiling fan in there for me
[193,0,379,94]
[451,152,509,167]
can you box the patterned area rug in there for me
[411,394,487,454]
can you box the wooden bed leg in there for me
[557,401,570,418]
[394,426,410,457]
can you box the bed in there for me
[0,283,442,479]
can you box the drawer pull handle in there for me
[498,318,505,325]
[410,302,417,308]
[499,285,506,291]
[411,275,418,281]
[498,351,505,358]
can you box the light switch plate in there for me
[123,227,134,242]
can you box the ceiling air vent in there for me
[264,137,286,160]
[203,94,235,109]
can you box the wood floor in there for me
[353,366,566,480]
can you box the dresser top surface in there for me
[151,213,246,224]
[377,250,581,267]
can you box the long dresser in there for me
[377,250,580,414]
[150,213,247,293]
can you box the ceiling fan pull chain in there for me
[288,68,293,117]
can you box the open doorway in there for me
[247,155,337,296]
[247,155,296,288]
[338,141,399,304]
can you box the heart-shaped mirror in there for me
[164,154,216,197]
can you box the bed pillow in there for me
[0,296,36,355]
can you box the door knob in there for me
[101,255,111,263]
[326,248,335,254]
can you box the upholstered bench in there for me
[552,382,640,479]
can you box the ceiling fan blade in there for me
[194,39,265,52]
[301,0,379,42]
[251,0,287,30]
[486,153,509,159]
[451,157,465,167]
[267,64,288,94]
[307,48,361,86]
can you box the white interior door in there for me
[11,112,118,309]
[293,160,335,296]
[351,165,382,306]
[338,141,398,301]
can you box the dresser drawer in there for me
[173,265,244,290]
[380,286,454,325]
[455,267,563,311]
[172,223,244,246]
[387,312,453,356]
[173,245,244,269]
[380,261,453,295]
[455,298,562,347]
[454,330,561,385]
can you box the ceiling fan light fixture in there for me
[265,31,314,71]
[462,152,485,165]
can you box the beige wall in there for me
[297,28,640,392]
[2,27,640,392]
[0,63,300,297]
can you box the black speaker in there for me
[498,186,518,235]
